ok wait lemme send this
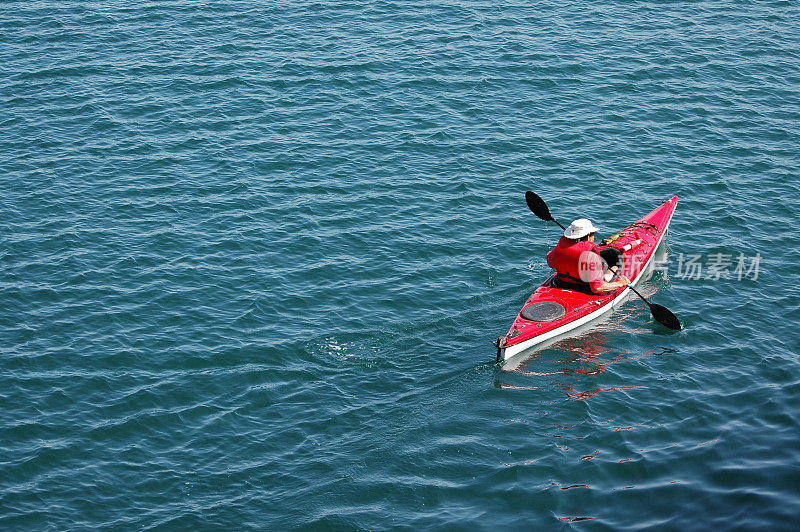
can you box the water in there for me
[2,1,799,529]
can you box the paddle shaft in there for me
[625,284,652,309]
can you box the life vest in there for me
[546,237,605,284]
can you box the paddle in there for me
[626,284,682,330]
[524,189,682,331]
[525,190,566,231]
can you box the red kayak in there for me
[495,196,679,364]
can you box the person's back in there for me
[546,219,629,294]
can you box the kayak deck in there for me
[496,196,678,363]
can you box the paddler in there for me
[547,218,630,294]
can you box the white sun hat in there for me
[564,218,600,239]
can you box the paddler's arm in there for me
[593,275,630,294]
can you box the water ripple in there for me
[2,0,800,529]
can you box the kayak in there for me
[495,195,679,364]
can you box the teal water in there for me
[2,1,799,529]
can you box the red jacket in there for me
[546,237,605,292]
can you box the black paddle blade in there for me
[525,190,553,222]
[650,303,682,330]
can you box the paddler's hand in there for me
[618,275,630,287]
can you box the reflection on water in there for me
[563,385,641,401]
[495,330,630,392]
[494,295,678,401]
